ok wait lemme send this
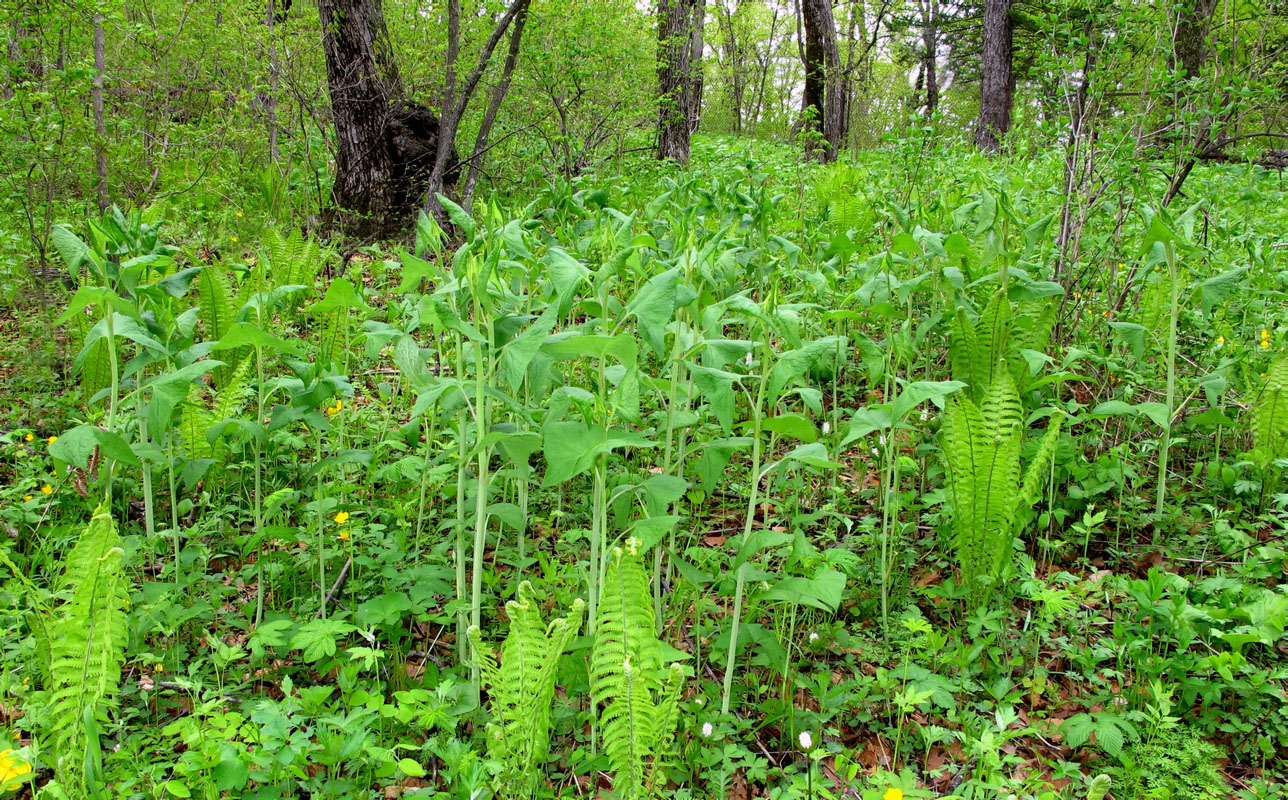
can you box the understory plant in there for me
[469,582,584,798]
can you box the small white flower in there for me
[702,722,713,738]
[745,352,753,366]
[871,447,880,457]
[821,421,831,434]
[798,731,813,750]
[808,631,819,643]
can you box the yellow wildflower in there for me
[337,530,350,541]
[235,210,243,217]
[334,511,350,525]
[47,436,57,445]
[23,433,32,442]
[1261,340,1271,349]
[231,236,238,243]
[23,496,32,503]
[154,663,164,673]
[883,789,904,800]
[0,748,32,791]
[1216,336,1225,345]
[40,485,52,495]
[326,399,342,416]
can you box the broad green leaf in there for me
[500,305,557,392]
[50,424,140,468]
[759,569,846,613]
[761,413,819,443]
[309,277,372,315]
[891,380,966,423]
[213,321,303,355]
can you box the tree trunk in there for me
[974,0,1012,153]
[318,0,455,237]
[1174,0,1219,79]
[920,0,939,116]
[800,0,843,161]
[266,0,280,166]
[461,0,530,210]
[687,0,705,134]
[657,0,696,162]
[318,0,408,237]
[718,7,743,134]
[93,14,108,213]
[422,0,528,227]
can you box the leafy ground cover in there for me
[1,136,1288,799]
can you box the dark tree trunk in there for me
[422,0,528,227]
[974,0,1012,153]
[920,0,939,116]
[318,0,453,238]
[718,7,744,134]
[319,0,406,236]
[266,0,280,165]
[657,0,696,162]
[800,0,843,161]
[461,0,530,210]
[1174,0,1219,79]
[686,0,705,134]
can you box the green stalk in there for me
[587,453,606,631]
[414,411,438,563]
[453,334,468,662]
[721,341,770,715]
[1154,240,1179,519]
[469,335,491,664]
[317,429,326,618]
[102,305,120,505]
[166,428,181,587]
[139,412,156,558]
[253,342,267,627]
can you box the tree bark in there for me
[318,0,458,237]
[717,6,744,133]
[266,0,280,166]
[422,0,529,227]
[800,0,843,161]
[687,0,705,134]
[1174,0,1219,79]
[318,0,408,236]
[974,0,1012,153]
[920,0,939,116]
[93,14,108,213]
[657,0,696,162]
[461,0,530,210]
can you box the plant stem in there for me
[1155,240,1179,519]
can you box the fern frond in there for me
[971,291,1012,396]
[942,373,1024,608]
[591,541,683,800]
[1018,412,1064,510]
[950,290,1013,399]
[469,582,583,798]
[591,542,661,712]
[180,405,216,461]
[44,505,129,797]
[213,355,254,423]
[1251,356,1288,465]
[198,261,236,344]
